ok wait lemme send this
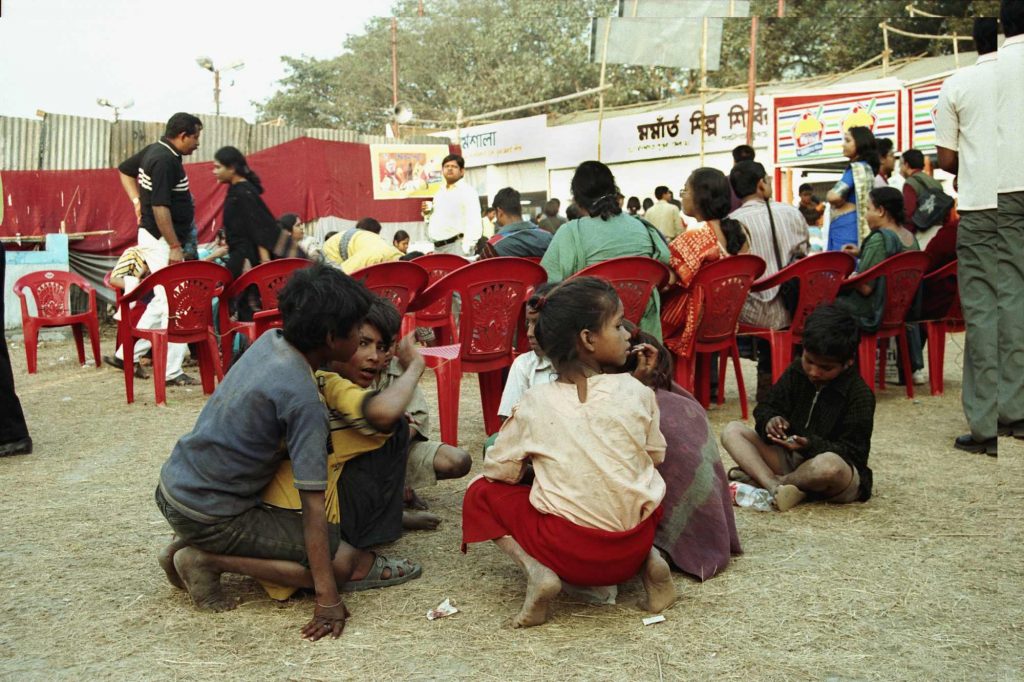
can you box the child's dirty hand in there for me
[630,343,659,384]
[396,333,424,372]
[769,434,808,451]
[302,601,350,641]
[766,416,790,440]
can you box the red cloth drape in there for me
[0,137,449,256]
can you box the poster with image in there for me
[370,144,450,200]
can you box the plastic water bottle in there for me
[729,482,774,512]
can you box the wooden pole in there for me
[390,17,399,137]
[882,23,890,76]
[596,17,612,161]
[700,16,709,165]
[778,0,785,17]
[746,17,758,146]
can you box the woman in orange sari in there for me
[661,168,750,357]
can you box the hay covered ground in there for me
[1,329,1021,681]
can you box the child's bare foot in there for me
[402,510,442,531]
[773,484,806,512]
[172,547,236,612]
[639,548,677,613]
[514,561,560,628]
[157,537,187,589]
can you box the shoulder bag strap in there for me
[764,201,784,270]
[339,228,359,261]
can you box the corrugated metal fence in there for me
[0,112,448,171]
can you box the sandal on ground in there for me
[341,554,422,592]
[773,484,806,512]
[727,467,754,485]
[167,373,199,386]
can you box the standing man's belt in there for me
[432,233,464,247]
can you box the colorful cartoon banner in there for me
[774,90,901,165]
[907,79,945,153]
[370,144,451,200]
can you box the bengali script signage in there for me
[774,90,900,165]
[433,115,548,168]
[596,97,770,165]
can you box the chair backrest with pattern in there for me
[571,256,671,326]
[411,253,470,321]
[782,252,856,336]
[691,255,767,346]
[13,270,91,321]
[410,258,547,371]
[222,258,310,309]
[123,261,231,339]
[874,251,932,332]
[351,261,429,315]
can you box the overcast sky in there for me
[0,0,397,123]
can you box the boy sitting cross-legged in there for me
[721,304,875,511]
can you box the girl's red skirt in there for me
[461,478,662,586]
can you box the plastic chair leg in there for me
[151,336,169,406]
[196,340,215,395]
[87,315,101,368]
[431,357,462,446]
[770,332,793,383]
[72,324,86,365]
[23,320,39,374]
[479,369,505,436]
[124,334,136,404]
[694,353,712,409]
[209,331,224,383]
[897,331,915,399]
[674,353,695,392]
[716,353,727,406]
[858,336,876,391]
[877,338,889,390]
[731,342,750,420]
[926,321,946,396]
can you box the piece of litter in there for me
[62,396,72,402]
[426,598,459,620]
[642,615,666,626]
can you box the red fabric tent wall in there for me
[1,137,453,256]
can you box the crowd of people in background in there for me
[2,3,1020,646]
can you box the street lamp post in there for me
[97,98,134,122]
[196,57,245,116]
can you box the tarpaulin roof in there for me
[1,137,453,256]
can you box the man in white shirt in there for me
[424,154,482,255]
[996,1,1024,441]
[643,186,683,240]
[934,17,1000,455]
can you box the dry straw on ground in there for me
[0,329,1020,680]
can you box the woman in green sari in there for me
[540,161,671,339]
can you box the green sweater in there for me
[540,213,671,340]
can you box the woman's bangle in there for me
[167,242,181,249]
[317,599,343,609]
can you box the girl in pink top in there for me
[461,277,676,627]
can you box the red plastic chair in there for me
[253,309,283,337]
[919,260,963,396]
[406,257,548,445]
[12,270,101,374]
[671,255,766,419]
[839,251,932,398]
[405,253,470,343]
[119,261,231,405]
[739,252,856,383]
[351,261,429,315]
[217,258,310,367]
[571,256,672,327]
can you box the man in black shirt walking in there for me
[113,112,203,385]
